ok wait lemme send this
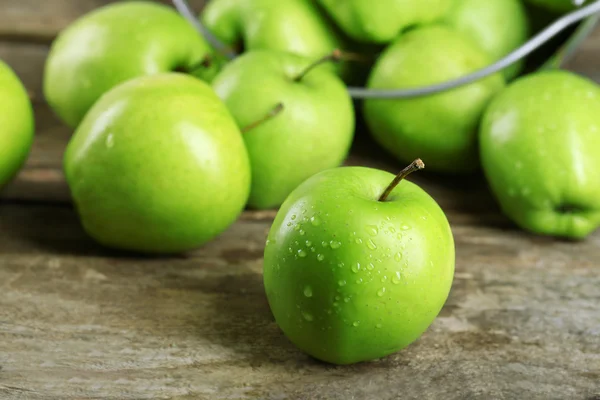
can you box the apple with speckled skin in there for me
[44,1,220,128]
[480,70,600,239]
[317,0,452,44]
[263,162,455,364]
[212,49,355,210]
[64,73,250,253]
[443,0,530,80]
[364,25,505,174]
[0,60,34,189]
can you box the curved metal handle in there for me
[173,0,600,99]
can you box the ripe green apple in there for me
[201,0,355,80]
[64,73,251,253]
[317,0,452,44]
[443,0,530,81]
[263,162,455,364]
[0,60,34,189]
[44,1,220,128]
[523,0,590,13]
[212,50,355,210]
[364,25,505,174]
[480,70,600,239]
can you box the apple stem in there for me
[378,159,425,202]
[294,49,343,82]
[241,103,285,134]
[178,54,212,74]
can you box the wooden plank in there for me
[0,0,207,42]
[0,203,598,399]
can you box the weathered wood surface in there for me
[1,1,600,399]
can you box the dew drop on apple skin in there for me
[352,321,360,327]
[298,249,307,258]
[394,252,403,262]
[291,215,297,220]
[310,216,321,226]
[303,286,313,297]
[355,238,363,245]
[317,254,325,261]
[401,225,411,231]
[366,225,378,236]
[338,279,346,287]
[330,240,341,249]
[302,311,314,322]
[377,287,386,297]
[105,133,114,149]
[351,263,361,273]
[367,239,377,250]
[392,271,402,284]
[367,263,375,271]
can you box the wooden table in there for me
[1,1,599,399]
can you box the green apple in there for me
[364,25,505,174]
[443,0,530,81]
[0,60,34,189]
[263,161,455,364]
[64,73,251,253]
[201,0,355,80]
[480,70,600,239]
[212,49,355,210]
[44,1,220,128]
[317,0,452,44]
[524,0,590,13]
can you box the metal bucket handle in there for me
[173,0,600,99]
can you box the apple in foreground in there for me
[212,49,355,210]
[480,70,600,239]
[64,73,250,253]
[44,1,219,128]
[263,161,455,364]
[364,25,505,174]
[0,60,34,189]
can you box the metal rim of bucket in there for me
[173,0,600,99]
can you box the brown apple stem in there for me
[378,159,425,202]
[241,103,285,133]
[294,49,342,82]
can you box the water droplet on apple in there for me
[302,311,314,321]
[299,229,305,236]
[355,278,363,284]
[329,240,341,249]
[377,287,386,297]
[294,225,300,231]
[317,254,325,261]
[298,249,307,258]
[352,321,360,327]
[305,240,312,247]
[287,222,292,227]
[381,275,388,283]
[291,215,297,220]
[265,239,270,246]
[351,263,361,273]
[310,216,321,226]
[303,286,313,297]
[392,271,402,284]
[338,262,345,268]
[302,209,307,214]
[355,238,363,245]
[396,233,403,240]
[401,225,411,231]
[366,225,378,236]
[344,297,350,303]
[288,247,293,253]
[367,239,377,250]
[105,134,114,148]
[321,241,328,247]
[376,323,382,329]
[338,279,346,287]
[367,263,375,271]
[389,226,396,233]
[310,247,316,252]
[333,301,339,307]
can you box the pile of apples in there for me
[1,0,599,365]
